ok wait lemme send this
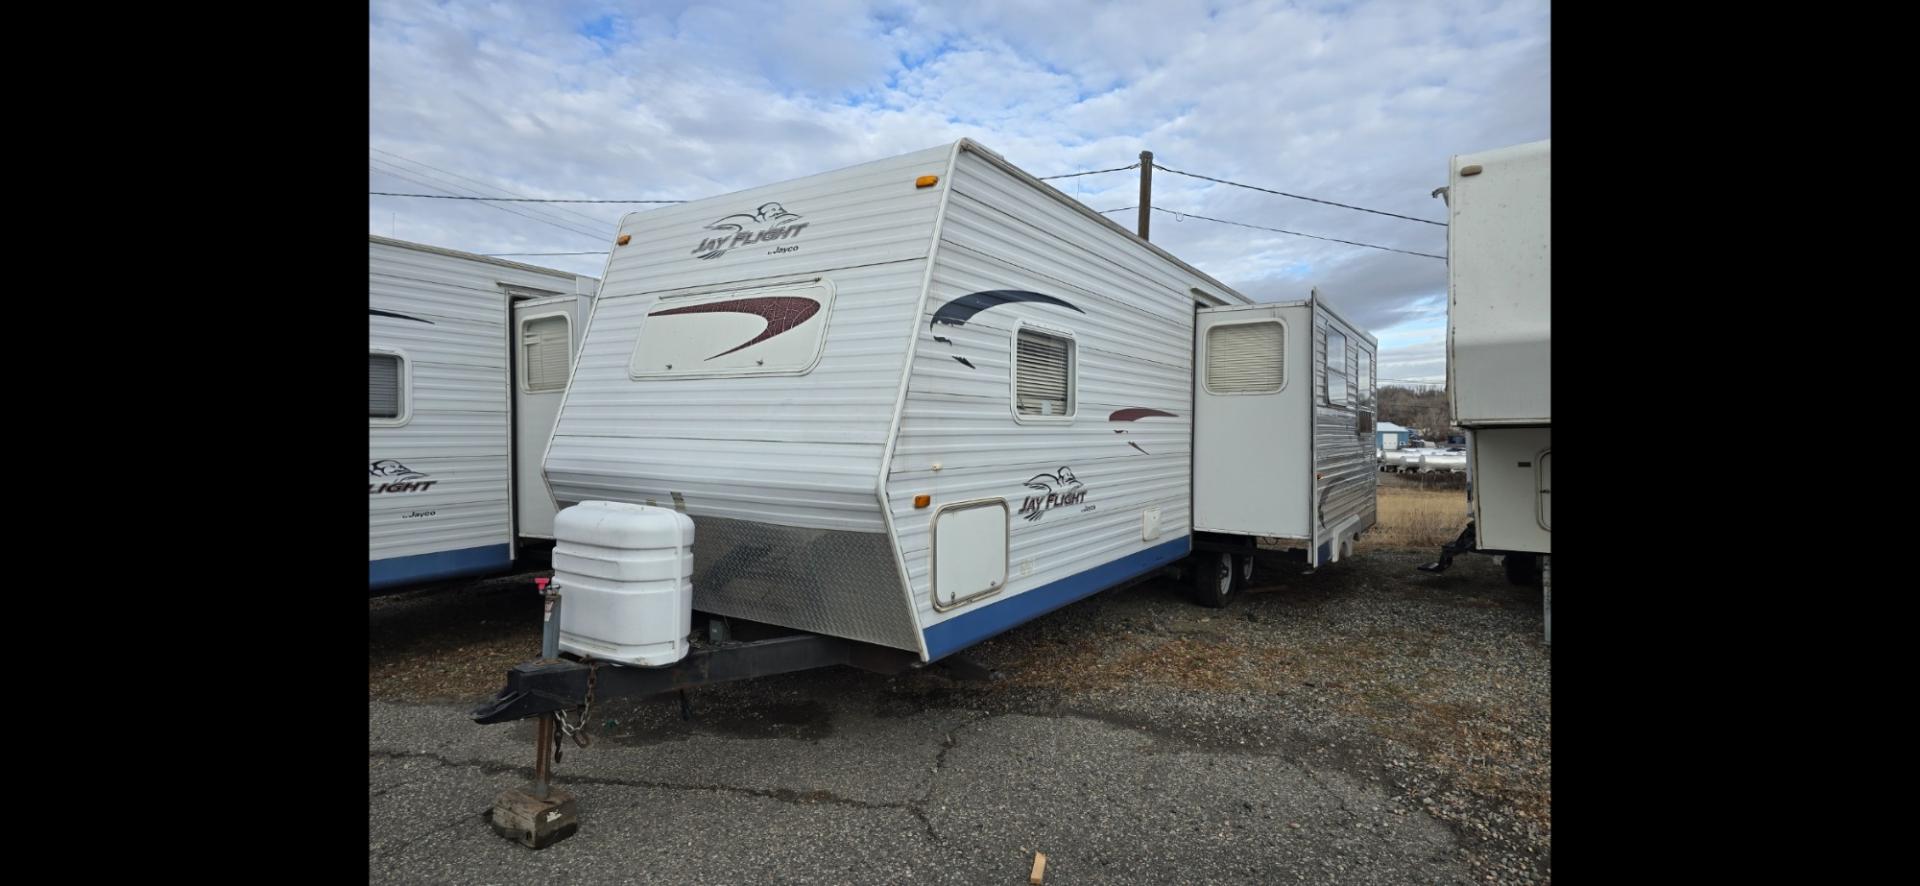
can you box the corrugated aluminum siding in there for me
[1311,302,1378,546]
[890,148,1236,634]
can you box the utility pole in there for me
[1137,150,1153,240]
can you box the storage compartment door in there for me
[932,500,1009,609]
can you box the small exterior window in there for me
[1206,320,1285,394]
[1325,330,1349,406]
[521,314,572,393]
[369,352,404,420]
[1014,327,1074,419]
[1356,348,1373,410]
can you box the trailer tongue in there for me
[470,606,915,848]
[470,632,914,726]
[470,502,917,848]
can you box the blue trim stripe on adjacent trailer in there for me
[369,544,513,591]
[921,536,1192,661]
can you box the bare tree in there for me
[1378,386,1458,441]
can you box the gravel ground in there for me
[371,548,1550,884]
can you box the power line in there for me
[370,148,625,230]
[1087,205,1434,262]
[369,163,610,245]
[367,157,1440,259]
[1038,163,1140,181]
[370,191,687,204]
[369,163,608,243]
[366,159,615,238]
[1152,163,1446,227]
[1150,207,1445,260]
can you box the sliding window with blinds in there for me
[1206,321,1285,394]
[1014,327,1074,419]
[520,314,572,393]
[369,352,404,420]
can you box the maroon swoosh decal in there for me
[650,296,821,360]
[1111,408,1175,455]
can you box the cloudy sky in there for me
[369,0,1548,384]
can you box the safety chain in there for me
[554,661,599,750]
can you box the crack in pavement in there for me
[371,707,1397,854]
[370,749,913,812]
[372,710,1005,847]
[912,710,995,841]
[373,805,491,859]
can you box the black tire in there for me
[1504,553,1541,587]
[1190,550,1245,608]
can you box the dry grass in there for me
[1362,484,1471,551]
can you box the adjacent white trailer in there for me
[1427,139,1550,640]
[540,139,1377,663]
[369,235,598,591]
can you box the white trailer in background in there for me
[531,139,1378,665]
[1421,139,1551,642]
[369,235,598,592]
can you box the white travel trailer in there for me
[369,235,598,592]
[535,139,1377,665]
[1422,139,1550,640]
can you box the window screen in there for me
[1015,328,1073,417]
[1326,330,1348,406]
[369,353,402,419]
[521,315,571,392]
[1206,321,1284,393]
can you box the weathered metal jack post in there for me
[487,577,580,849]
[472,611,920,847]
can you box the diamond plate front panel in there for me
[691,516,920,653]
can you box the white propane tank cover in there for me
[551,501,696,667]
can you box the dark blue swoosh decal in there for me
[370,308,434,324]
[930,290,1083,329]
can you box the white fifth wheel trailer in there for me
[368,235,598,592]
[1420,139,1551,642]
[528,139,1376,665]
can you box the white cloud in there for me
[370,0,1549,378]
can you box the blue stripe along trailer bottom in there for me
[370,543,514,592]
[921,535,1192,661]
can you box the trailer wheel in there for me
[1504,552,1542,587]
[1190,550,1243,608]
